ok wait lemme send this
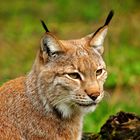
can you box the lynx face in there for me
[33,13,113,118]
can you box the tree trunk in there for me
[82,111,140,140]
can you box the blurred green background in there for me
[0,0,140,133]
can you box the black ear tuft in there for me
[104,10,114,26]
[41,20,50,32]
[92,10,114,37]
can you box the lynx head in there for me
[33,11,114,118]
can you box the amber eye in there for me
[67,73,81,80]
[96,69,103,76]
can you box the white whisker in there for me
[103,90,111,101]
[51,97,70,107]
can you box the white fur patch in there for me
[47,38,60,53]
[94,28,108,47]
[81,105,97,114]
[96,91,104,103]
[56,103,72,118]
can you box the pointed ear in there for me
[35,33,64,69]
[89,26,108,54]
[40,20,64,56]
[39,20,65,64]
[40,33,64,60]
[89,10,114,54]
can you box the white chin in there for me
[80,105,97,114]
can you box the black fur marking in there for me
[46,46,51,56]
[92,26,103,37]
[104,10,114,26]
[53,107,63,120]
[43,40,51,55]
[43,41,63,57]
[92,10,114,37]
[41,20,49,32]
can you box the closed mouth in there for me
[76,102,96,107]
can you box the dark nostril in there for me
[88,95,98,101]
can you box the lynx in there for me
[0,11,113,140]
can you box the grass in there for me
[0,0,140,133]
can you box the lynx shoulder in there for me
[0,11,114,140]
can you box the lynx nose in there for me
[87,92,100,101]
[85,83,100,101]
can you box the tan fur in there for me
[0,14,113,139]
